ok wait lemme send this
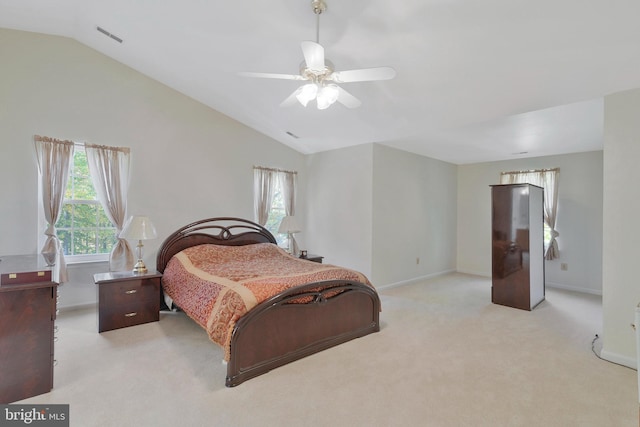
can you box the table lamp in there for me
[119,215,157,273]
[278,216,301,255]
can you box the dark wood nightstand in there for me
[93,270,162,332]
[300,254,323,263]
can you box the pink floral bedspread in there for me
[161,243,372,360]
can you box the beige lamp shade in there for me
[278,216,301,234]
[119,215,157,274]
[278,216,301,256]
[119,216,157,240]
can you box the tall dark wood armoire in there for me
[490,184,545,310]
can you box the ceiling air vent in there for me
[97,26,123,43]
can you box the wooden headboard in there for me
[156,217,277,273]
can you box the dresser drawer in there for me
[100,278,159,306]
[98,301,159,332]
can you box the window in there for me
[253,166,297,247]
[56,147,117,262]
[265,181,287,246]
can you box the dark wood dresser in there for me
[93,271,161,332]
[0,254,58,403]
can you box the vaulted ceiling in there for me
[2,0,639,164]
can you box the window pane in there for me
[72,151,97,200]
[73,229,97,255]
[97,208,113,227]
[73,203,98,227]
[64,181,74,200]
[98,229,118,254]
[264,187,288,246]
[58,204,73,228]
[58,230,72,255]
[544,223,551,251]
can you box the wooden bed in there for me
[156,217,381,387]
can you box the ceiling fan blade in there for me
[280,88,301,107]
[336,86,361,109]
[238,71,304,80]
[301,41,325,72]
[330,67,396,83]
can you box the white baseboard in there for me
[455,268,490,278]
[377,270,603,297]
[600,348,637,370]
[58,302,97,312]
[545,281,602,296]
[377,269,457,290]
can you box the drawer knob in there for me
[124,289,138,294]
[124,312,138,317]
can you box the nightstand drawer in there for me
[99,302,159,332]
[94,271,162,333]
[100,279,159,306]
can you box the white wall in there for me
[457,151,603,295]
[602,88,640,368]
[305,143,458,287]
[0,29,306,308]
[372,144,457,285]
[305,144,374,278]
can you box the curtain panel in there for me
[34,135,74,282]
[500,168,560,260]
[85,143,134,271]
[280,170,297,217]
[253,167,277,226]
[279,170,298,254]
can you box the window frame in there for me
[37,145,116,264]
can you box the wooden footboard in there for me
[156,217,382,388]
[226,279,381,387]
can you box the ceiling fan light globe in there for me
[296,83,318,107]
[324,84,339,103]
[316,97,331,110]
[316,84,339,109]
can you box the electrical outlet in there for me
[561,263,568,271]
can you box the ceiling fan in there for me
[239,0,396,110]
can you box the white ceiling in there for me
[2,0,639,164]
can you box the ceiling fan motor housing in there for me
[300,59,334,82]
[312,0,327,15]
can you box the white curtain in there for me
[85,143,133,271]
[280,170,297,217]
[279,170,298,254]
[500,168,560,260]
[34,135,74,282]
[253,167,277,226]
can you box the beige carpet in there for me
[18,273,637,426]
